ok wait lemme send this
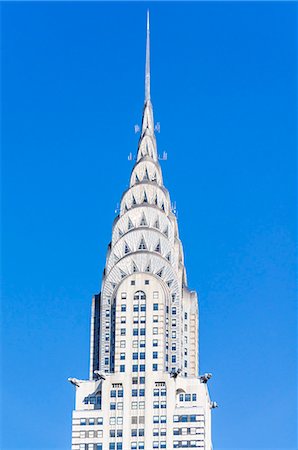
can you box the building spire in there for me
[145,10,150,102]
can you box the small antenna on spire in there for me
[145,10,150,102]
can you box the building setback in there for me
[69,12,216,450]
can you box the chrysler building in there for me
[69,12,216,450]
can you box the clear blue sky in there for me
[1,2,297,450]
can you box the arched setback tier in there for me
[129,157,163,187]
[120,182,171,216]
[111,205,174,247]
[106,229,178,274]
[102,252,180,299]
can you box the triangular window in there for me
[143,191,148,204]
[152,172,157,182]
[132,261,139,273]
[124,242,131,254]
[124,203,128,212]
[156,268,164,278]
[163,226,169,237]
[111,282,117,289]
[166,252,171,262]
[120,270,127,279]
[145,263,151,272]
[161,203,165,211]
[155,240,161,253]
[154,195,158,206]
[140,213,147,227]
[132,195,137,205]
[118,228,123,237]
[138,237,147,250]
[167,279,173,288]
[143,168,149,181]
[135,174,140,183]
[153,218,160,229]
[128,218,134,230]
[114,254,119,263]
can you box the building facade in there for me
[69,13,216,450]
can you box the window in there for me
[117,417,123,425]
[121,329,126,336]
[140,328,146,336]
[132,389,138,397]
[118,390,123,397]
[139,389,145,396]
[185,312,188,319]
[153,428,159,436]
[172,319,176,327]
[153,416,159,423]
[120,353,125,360]
[133,329,138,336]
[98,430,103,437]
[139,401,145,409]
[138,238,147,250]
[109,444,115,450]
[145,280,150,285]
[140,316,146,324]
[110,390,116,398]
[140,352,145,360]
[179,393,183,401]
[153,401,159,409]
[121,292,127,299]
[131,429,137,437]
[140,340,146,348]
[153,327,158,335]
[153,339,158,347]
[172,355,176,363]
[117,444,122,450]
[140,304,146,312]
[153,442,159,449]
[133,352,138,360]
[153,315,158,323]
[153,351,158,359]
[120,365,125,372]
[80,431,85,438]
[132,401,138,409]
[192,393,197,401]
[140,376,145,384]
[110,402,116,410]
[110,430,115,437]
[153,364,158,371]
[160,416,166,423]
[120,340,126,348]
[172,331,176,338]
[172,343,176,351]
[161,388,166,396]
[185,394,191,401]
[80,418,86,425]
[132,365,138,372]
[153,388,159,396]
[97,445,103,450]
[153,303,158,311]
[133,340,138,348]
[139,416,145,424]
[133,305,139,312]
[132,377,138,384]
[140,364,145,372]
[153,291,159,299]
[160,428,166,436]
[139,443,144,450]
[117,402,123,409]
[121,305,126,312]
[131,280,136,285]
[121,316,126,324]
[132,416,137,424]
[172,307,176,314]
[160,443,166,449]
[160,401,166,409]
[131,444,137,450]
